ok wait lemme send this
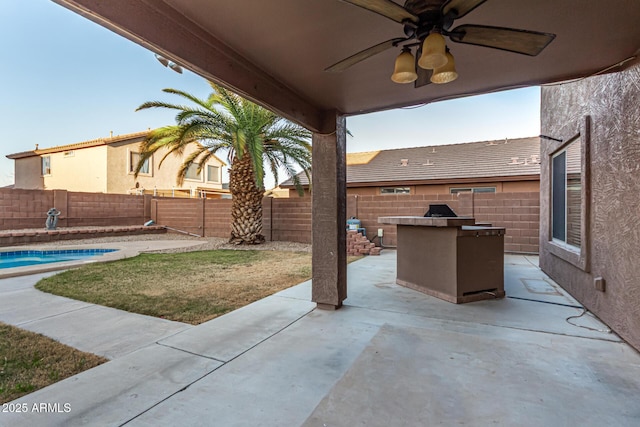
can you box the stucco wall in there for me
[106,141,224,194]
[540,64,640,351]
[44,146,108,192]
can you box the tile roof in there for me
[6,130,227,166]
[6,131,150,159]
[281,137,540,187]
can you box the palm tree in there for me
[135,83,312,245]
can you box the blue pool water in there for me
[0,249,117,269]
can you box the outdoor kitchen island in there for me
[379,216,506,304]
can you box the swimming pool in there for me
[0,249,117,269]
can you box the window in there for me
[41,156,51,175]
[450,187,496,194]
[130,152,150,175]
[552,138,582,248]
[380,187,410,195]
[207,165,220,183]
[544,115,591,272]
[185,164,201,180]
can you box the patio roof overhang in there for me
[53,0,640,133]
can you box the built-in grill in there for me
[424,204,457,218]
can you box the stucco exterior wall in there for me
[540,63,640,351]
[44,146,108,192]
[12,137,225,195]
[502,181,539,192]
[106,140,224,194]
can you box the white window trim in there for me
[41,156,51,176]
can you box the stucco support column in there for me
[312,112,347,309]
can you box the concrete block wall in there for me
[204,199,232,238]
[1,188,540,253]
[0,188,150,230]
[469,192,540,253]
[0,188,54,229]
[153,197,312,242]
[349,192,538,253]
[266,198,312,243]
[66,192,147,227]
[351,194,466,249]
[153,198,204,237]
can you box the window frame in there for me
[129,151,152,176]
[184,163,203,181]
[41,156,51,176]
[207,165,220,183]
[380,187,411,195]
[449,187,496,194]
[545,116,591,272]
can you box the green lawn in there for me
[0,323,106,404]
[35,250,314,324]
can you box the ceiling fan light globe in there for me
[418,33,448,69]
[391,50,418,84]
[430,51,458,84]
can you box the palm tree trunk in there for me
[229,155,265,244]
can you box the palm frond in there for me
[137,82,312,195]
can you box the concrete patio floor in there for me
[2,250,639,426]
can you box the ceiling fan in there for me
[326,0,556,87]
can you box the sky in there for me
[0,0,540,189]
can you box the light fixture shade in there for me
[418,33,448,70]
[155,54,169,67]
[391,49,417,84]
[169,62,183,74]
[430,51,458,84]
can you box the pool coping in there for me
[0,240,205,279]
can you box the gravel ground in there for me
[33,229,312,254]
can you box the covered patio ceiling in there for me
[54,0,640,133]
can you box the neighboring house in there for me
[7,130,229,198]
[281,137,540,197]
[264,186,290,198]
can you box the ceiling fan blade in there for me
[442,0,487,19]
[325,37,407,72]
[340,0,419,24]
[449,24,556,56]
[414,66,432,88]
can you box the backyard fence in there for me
[0,188,539,253]
[0,188,151,229]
